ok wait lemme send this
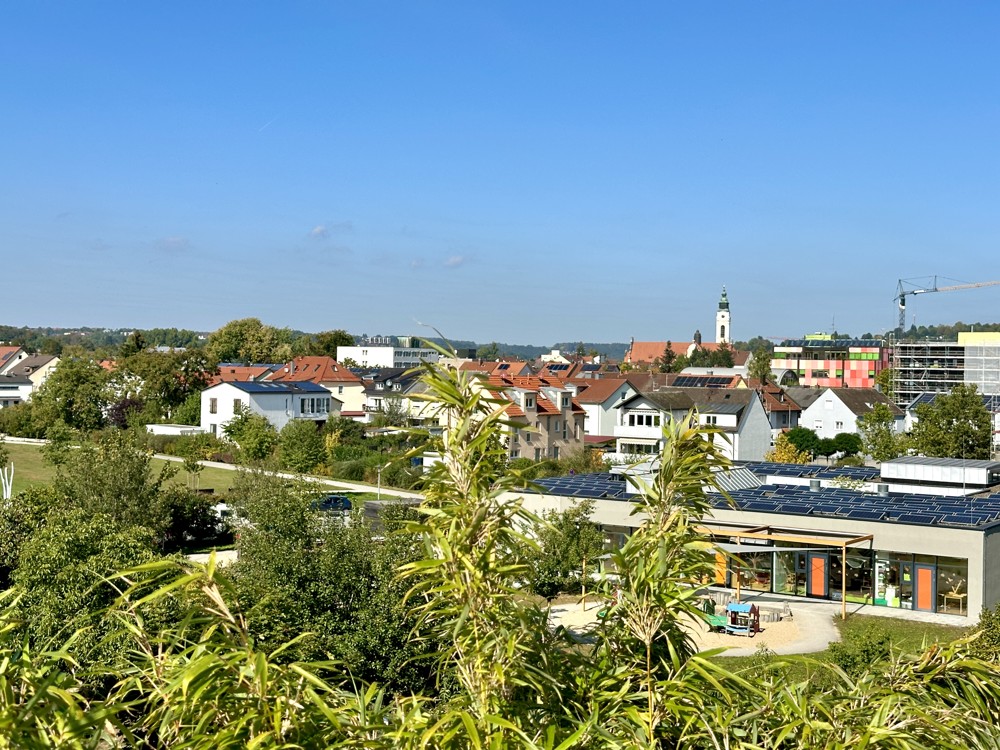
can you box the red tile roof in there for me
[625,341,749,365]
[211,365,273,385]
[267,356,362,384]
[0,347,22,366]
[568,377,630,404]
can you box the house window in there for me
[525,431,531,443]
[835,421,844,430]
[525,395,535,409]
[553,420,560,433]
[705,415,718,425]
[209,398,217,414]
[534,448,541,461]
[338,386,344,394]
[553,446,560,459]
[561,395,569,408]
[233,399,242,412]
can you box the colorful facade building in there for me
[771,335,890,389]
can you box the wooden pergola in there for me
[702,523,875,620]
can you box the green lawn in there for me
[717,613,971,678]
[2,442,238,496]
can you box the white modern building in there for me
[200,380,338,436]
[337,344,440,369]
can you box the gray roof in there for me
[222,381,329,395]
[786,386,902,416]
[885,456,1000,471]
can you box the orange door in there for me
[809,555,827,597]
[714,552,727,585]
[915,565,935,611]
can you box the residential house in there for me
[0,373,33,408]
[614,388,771,462]
[200,380,338,436]
[567,377,636,441]
[488,375,586,461]
[787,387,904,440]
[267,356,366,421]
[746,379,802,444]
[3,354,59,392]
[458,360,532,378]
[359,368,424,424]
[210,363,278,385]
[0,347,28,376]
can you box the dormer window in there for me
[524,395,535,409]
[561,395,569,408]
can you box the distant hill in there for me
[426,340,630,360]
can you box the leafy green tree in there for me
[222,406,278,462]
[172,391,202,425]
[912,383,992,459]
[311,329,355,358]
[278,419,325,473]
[55,429,177,538]
[117,330,148,359]
[875,366,895,399]
[857,402,903,462]
[748,344,773,383]
[113,349,216,422]
[709,342,735,368]
[475,341,501,360]
[816,437,838,459]
[833,432,863,456]
[372,395,409,428]
[785,426,820,457]
[227,471,437,694]
[207,318,292,364]
[654,342,676,373]
[40,420,74,466]
[31,358,109,432]
[0,485,63,587]
[524,499,605,598]
[765,433,812,463]
[13,508,163,681]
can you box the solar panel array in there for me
[528,474,1000,530]
[672,375,734,388]
[712,485,1000,529]
[532,473,631,500]
[909,392,1000,412]
[741,462,880,482]
[781,339,883,348]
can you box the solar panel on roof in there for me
[894,512,940,525]
[847,509,885,520]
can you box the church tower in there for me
[715,286,731,344]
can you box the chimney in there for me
[877,483,889,496]
[809,479,821,492]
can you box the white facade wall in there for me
[338,346,440,368]
[800,391,904,441]
[200,383,335,436]
[0,380,33,408]
[581,383,636,437]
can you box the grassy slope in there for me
[3,442,238,496]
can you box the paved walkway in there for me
[548,589,971,658]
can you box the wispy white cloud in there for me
[309,221,354,241]
[443,255,466,268]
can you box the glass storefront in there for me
[712,536,968,615]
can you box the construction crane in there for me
[895,276,1000,333]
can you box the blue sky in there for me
[4,3,999,344]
